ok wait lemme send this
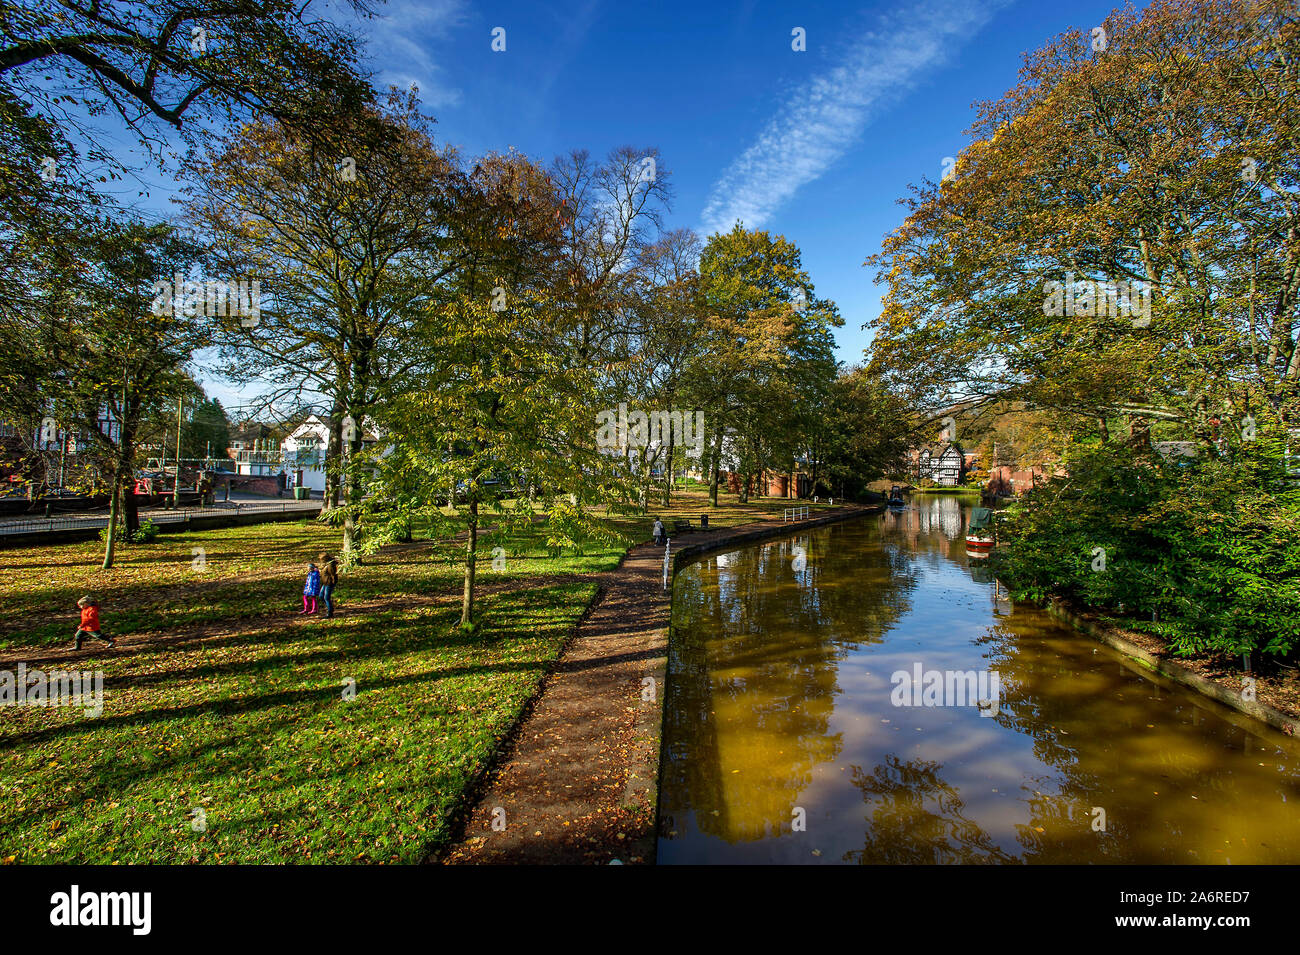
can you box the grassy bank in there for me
[0,492,808,863]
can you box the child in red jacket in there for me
[73,595,115,650]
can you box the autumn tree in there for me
[0,0,373,175]
[612,228,708,508]
[864,0,1300,663]
[1,0,375,502]
[52,220,205,567]
[356,150,615,628]
[549,146,673,366]
[865,0,1300,445]
[694,224,842,503]
[182,91,457,551]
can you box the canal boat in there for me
[966,505,996,549]
[887,485,906,508]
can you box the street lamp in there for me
[172,396,183,507]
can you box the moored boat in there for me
[966,505,996,548]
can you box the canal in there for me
[657,495,1300,864]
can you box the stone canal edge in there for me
[435,504,879,865]
[1046,600,1300,738]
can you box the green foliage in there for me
[0,518,613,863]
[127,519,161,544]
[183,397,231,460]
[814,365,911,498]
[994,437,1300,660]
[693,224,842,494]
[98,518,160,546]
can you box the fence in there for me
[0,499,321,538]
[783,506,810,523]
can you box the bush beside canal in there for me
[993,439,1300,668]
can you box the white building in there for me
[228,423,283,478]
[282,416,330,492]
[917,442,966,486]
[280,415,379,492]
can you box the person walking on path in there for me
[72,595,115,650]
[652,518,666,546]
[318,553,338,618]
[301,562,320,615]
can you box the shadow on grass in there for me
[0,656,554,753]
[0,582,596,752]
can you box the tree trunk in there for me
[341,478,362,559]
[101,464,123,569]
[461,498,478,627]
[341,405,366,558]
[124,476,140,534]
[708,428,723,507]
[323,413,344,511]
[342,502,357,555]
[121,420,139,534]
[739,471,750,504]
[662,427,675,507]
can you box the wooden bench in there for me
[673,519,692,536]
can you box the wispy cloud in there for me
[700,0,1007,234]
[544,1,602,90]
[363,0,469,109]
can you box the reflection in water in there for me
[846,755,1018,864]
[658,496,1300,864]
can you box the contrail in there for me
[700,0,1008,235]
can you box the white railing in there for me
[233,449,286,467]
[783,506,809,522]
[662,538,672,590]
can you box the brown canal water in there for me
[657,495,1300,864]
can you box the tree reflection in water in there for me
[845,755,1018,864]
[660,521,917,848]
[658,499,1300,865]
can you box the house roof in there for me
[284,415,380,442]
[921,441,964,459]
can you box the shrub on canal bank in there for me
[994,440,1300,664]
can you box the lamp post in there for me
[172,396,183,507]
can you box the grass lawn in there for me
[0,491,822,863]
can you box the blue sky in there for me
[353,0,1131,359]
[111,0,1138,409]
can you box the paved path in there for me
[439,506,873,865]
